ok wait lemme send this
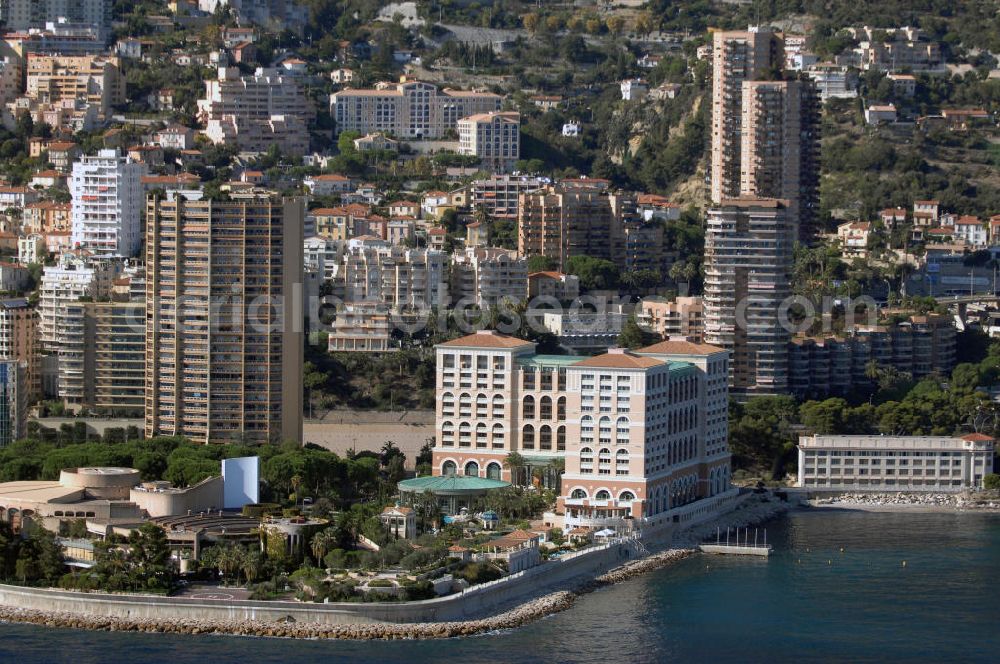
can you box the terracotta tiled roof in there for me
[638,339,727,355]
[437,330,533,349]
[572,350,664,369]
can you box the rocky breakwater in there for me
[813,492,1000,510]
[579,548,694,590]
[0,592,577,640]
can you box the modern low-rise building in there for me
[797,434,994,491]
[327,302,393,353]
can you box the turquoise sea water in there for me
[1,509,998,663]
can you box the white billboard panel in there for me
[222,456,260,509]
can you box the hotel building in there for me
[330,79,501,139]
[70,149,147,257]
[144,192,304,443]
[431,331,731,530]
[797,434,994,491]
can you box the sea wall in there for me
[0,539,641,626]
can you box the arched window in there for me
[441,392,455,416]
[441,420,455,446]
[595,489,611,501]
[619,491,636,503]
[491,394,505,418]
[540,395,552,419]
[599,416,612,442]
[522,395,535,419]
[442,460,457,476]
[459,422,471,447]
[571,488,587,499]
[598,448,611,472]
[476,422,488,448]
[581,415,594,443]
[459,393,472,416]
[539,425,552,450]
[616,449,629,474]
[464,461,479,477]
[491,423,505,449]
[475,393,488,417]
[616,416,629,443]
[557,396,566,421]
[486,462,502,480]
[556,425,566,451]
[522,424,535,450]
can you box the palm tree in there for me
[547,458,565,493]
[290,474,302,507]
[241,550,263,585]
[217,546,242,583]
[311,529,335,565]
[503,452,525,487]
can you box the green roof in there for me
[516,354,581,368]
[668,361,696,375]
[398,475,511,494]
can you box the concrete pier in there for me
[698,544,772,556]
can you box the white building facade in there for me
[797,434,995,491]
[69,149,146,257]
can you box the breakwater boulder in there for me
[0,591,578,641]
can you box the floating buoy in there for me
[797,559,801,564]
[828,560,832,565]
[840,547,845,553]
[902,560,907,567]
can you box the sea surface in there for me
[1,509,998,663]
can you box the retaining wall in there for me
[0,540,639,625]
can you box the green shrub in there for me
[402,580,436,601]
